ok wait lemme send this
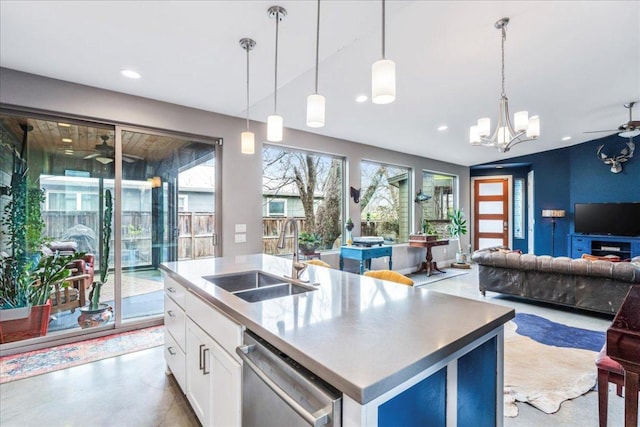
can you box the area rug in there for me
[0,325,164,384]
[503,313,605,417]
[408,268,469,286]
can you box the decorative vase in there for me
[78,303,113,329]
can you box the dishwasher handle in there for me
[236,344,331,427]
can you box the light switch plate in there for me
[235,224,247,233]
[235,233,246,243]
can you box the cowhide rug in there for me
[503,314,605,417]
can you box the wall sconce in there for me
[541,209,565,256]
[148,176,162,188]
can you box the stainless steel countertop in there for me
[160,254,514,404]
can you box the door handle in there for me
[199,344,205,371]
[202,348,210,375]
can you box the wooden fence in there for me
[178,212,216,260]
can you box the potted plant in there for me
[447,209,468,263]
[1,250,84,341]
[78,189,113,329]
[298,231,321,255]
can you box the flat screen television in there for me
[574,202,640,236]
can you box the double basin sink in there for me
[203,271,318,303]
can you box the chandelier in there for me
[470,17,540,152]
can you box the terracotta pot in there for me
[0,300,51,344]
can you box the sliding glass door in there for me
[0,110,221,349]
[118,128,220,322]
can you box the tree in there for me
[263,147,341,243]
[314,159,342,248]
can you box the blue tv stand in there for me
[569,234,640,259]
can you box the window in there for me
[263,145,344,255]
[419,171,458,235]
[360,160,411,244]
[178,195,188,212]
[267,199,286,216]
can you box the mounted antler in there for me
[597,140,635,173]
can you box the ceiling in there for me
[1,1,639,167]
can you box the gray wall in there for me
[0,68,470,270]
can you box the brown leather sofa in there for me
[472,248,640,314]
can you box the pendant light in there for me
[239,38,256,154]
[267,6,287,142]
[372,0,395,104]
[306,0,325,128]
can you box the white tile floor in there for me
[0,265,629,426]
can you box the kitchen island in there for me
[160,254,514,427]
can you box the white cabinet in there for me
[186,318,241,427]
[164,278,187,390]
[164,276,243,427]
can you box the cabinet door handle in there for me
[167,346,176,356]
[167,287,176,293]
[167,310,175,317]
[202,348,210,375]
[199,344,205,371]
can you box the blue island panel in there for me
[457,337,497,427]
[378,366,446,427]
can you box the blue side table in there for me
[339,245,393,274]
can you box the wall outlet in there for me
[235,233,246,243]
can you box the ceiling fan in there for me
[585,102,640,138]
[83,135,141,164]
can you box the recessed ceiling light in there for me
[64,149,74,155]
[121,69,141,79]
[58,122,71,127]
[437,125,448,131]
[62,138,72,143]
[562,136,572,141]
[355,95,368,103]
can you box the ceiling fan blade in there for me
[583,130,617,134]
[122,156,137,163]
[83,153,99,160]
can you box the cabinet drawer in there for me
[165,330,186,391]
[165,276,187,308]
[186,292,243,362]
[165,295,186,351]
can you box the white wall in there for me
[0,68,470,269]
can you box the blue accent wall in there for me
[471,134,640,256]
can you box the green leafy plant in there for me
[298,231,321,254]
[421,218,436,235]
[88,189,113,310]
[447,209,468,253]
[0,251,84,309]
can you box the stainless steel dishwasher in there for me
[236,331,342,427]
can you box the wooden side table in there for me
[408,235,449,277]
[339,245,392,275]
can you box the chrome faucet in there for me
[276,217,308,281]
